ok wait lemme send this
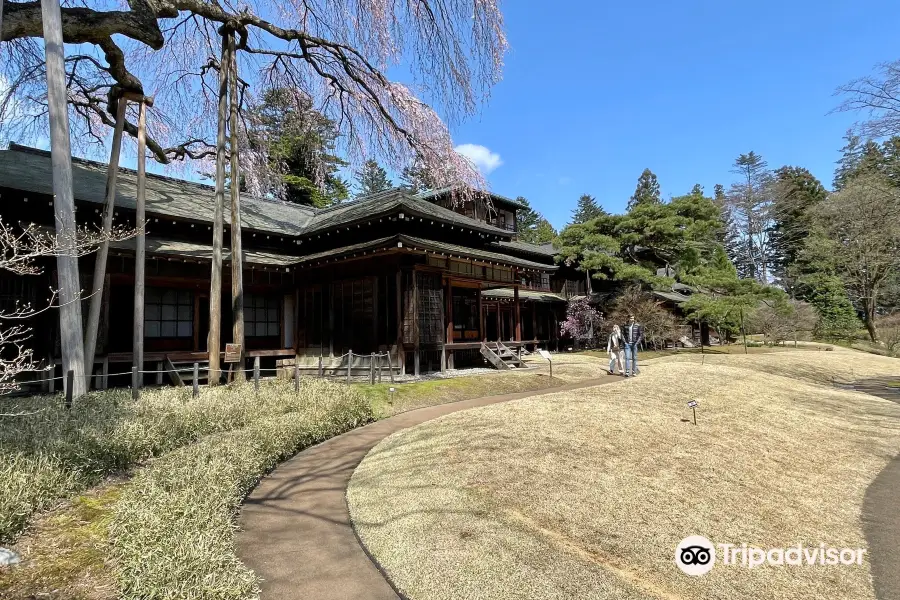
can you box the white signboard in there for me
[538,349,552,361]
[687,400,699,408]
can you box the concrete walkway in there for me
[235,376,617,600]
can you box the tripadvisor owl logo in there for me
[675,535,716,576]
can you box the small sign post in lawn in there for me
[538,349,552,378]
[687,400,699,425]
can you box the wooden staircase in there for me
[480,341,527,370]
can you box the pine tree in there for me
[516,197,558,244]
[725,151,775,282]
[690,183,704,196]
[571,194,605,224]
[354,160,392,197]
[714,183,744,276]
[247,88,349,207]
[770,166,827,294]
[399,164,438,193]
[627,168,662,211]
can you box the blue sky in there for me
[449,0,900,229]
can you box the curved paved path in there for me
[856,377,900,600]
[236,376,616,600]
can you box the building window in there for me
[246,294,280,337]
[146,288,193,338]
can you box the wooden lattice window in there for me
[246,294,280,338]
[145,288,193,338]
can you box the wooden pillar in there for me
[445,279,453,343]
[328,282,335,358]
[395,269,405,375]
[192,293,201,351]
[228,31,245,381]
[132,100,148,383]
[532,302,538,342]
[495,303,501,340]
[42,0,86,398]
[477,288,484,340]
[207,31,230,385]
[412,271,419,376]
[514,286,521,342]
[84,95,126,374]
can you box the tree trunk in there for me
[740,306,748,354]
[42,0,86,398]
[132,100,148,385]
[228,31,245,381]
[865,299,878,343]
[84,96,126,376]
[207,32,230,385]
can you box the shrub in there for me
[610,285,682,349]
[0,379,367,544]
[109,379,371,600]
[878,314,900,356]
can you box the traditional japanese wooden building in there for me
[0,144,580,386]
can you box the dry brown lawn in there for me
[348,347,900,600]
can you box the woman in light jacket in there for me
[607,324,625,375]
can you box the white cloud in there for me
[455,143,503,174]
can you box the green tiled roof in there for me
[415,186,528,210]
[109,237,299,266]
[0,145,314,236]
[298,189,513,238]
[493,240,558,259]
[481,287,566,303]
[293,234,557,271]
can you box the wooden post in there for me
[318,355,323,378]
[440,343,446,374]
[132,100,148,386]
[65,369,73,409]
[192,363,199,398]
[228,31,246,381]
[347,350,353,383]
[370,352,375,384]
[531,303,538,342]
[445,280,453,344]
[412,272,419,376]
[131,366,139,400]
[253,355,260,392]
[395,270,405,376]
[207,31,230,385]
[102,357,109,390]
[155,361,163,385]
[477,289,484,340]
[41,0,87,398]
[84,95,127,374]
[495,304,501,340]
[294,362,300,392]
[378,356,382,383]
[387,353,395,383]
[514,286,521,342]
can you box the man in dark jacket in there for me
[622,314,644,377]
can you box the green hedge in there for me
[109,379,372,600]
[0,378,365,544]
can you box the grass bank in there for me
[1,378,372,600]
[349,347,900,600]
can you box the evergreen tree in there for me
[725,151,775,282]
[690,183,704,196]
[714,183,745,278]
[627,168,662,211]
[516,197,558,244]
[531,219,558,244]
[354,160,392,197]
[399,163,439,193]
[834,130,863,191]
[247,88,350,207]
[770,166,827,294]
[571,193,605,224]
